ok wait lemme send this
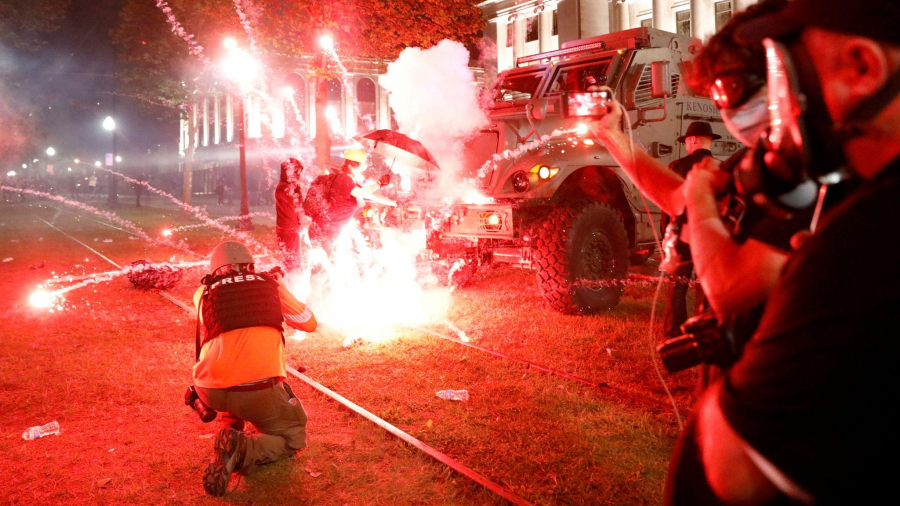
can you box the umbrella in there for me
[354,130,441,172]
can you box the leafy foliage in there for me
[110,0,484,118]
[0,0,73,51]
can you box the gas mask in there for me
[721,89,769,147]
[737,36,900,220]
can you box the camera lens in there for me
[657,335,702,373]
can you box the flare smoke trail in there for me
[2,185,160,246]
[379,40,489,197]
[155,1,211,67]
[92,167,273,256]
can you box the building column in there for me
[226,94,234,143]
[214,96,221,145]
[691,0,714,40]
[513,16,526,65]
[378,85,390,130]
[653,0,676,32]
[345,78,356,138]
[495,21,510,71]
[613,1,631,31]
[539,8,553,52]
[202,97,209,147]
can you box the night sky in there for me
[7,0,174,171]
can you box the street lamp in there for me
[45,147,55,176]
[221,37,260,231]
[102,115,118,207]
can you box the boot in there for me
[203,428,246,496]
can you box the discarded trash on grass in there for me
[342,335,364,348]
[435,390,469,401]
[102,239,113,243]
[2,258,12,263]
[96,478,112,488]
[22,420,60,440]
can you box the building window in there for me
[552,9,558,36]
[526,15,539,43]
[715,1,733,31]
[676,9,691,37]
[356,78,377,132]
[506,21,514,48]
[640,18,653,29]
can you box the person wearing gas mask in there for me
[190,241,317,497]
[275,158,304,271]
[676,0,900,503]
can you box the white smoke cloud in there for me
[379,40,488,196]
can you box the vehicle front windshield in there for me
[546,60,612,95]
[492,71,543,102]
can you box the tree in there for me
[111,0,484,205]
[0,0,73,51]
[0,0,73,166]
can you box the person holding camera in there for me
[189,241,317,497]
[676,0,900,503]
[590,0,796,321]
[662,121,718,336]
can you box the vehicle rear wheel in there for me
[532,202,629,314]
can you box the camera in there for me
[561,91,611,118]
[657,312,742,373]
[184,385,217,423]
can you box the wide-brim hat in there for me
[677,121,722,143]
[736,0,900,45]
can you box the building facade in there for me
[480,0,762,72]
[177,58,400,194]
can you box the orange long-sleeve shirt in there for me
[192,274,316,389]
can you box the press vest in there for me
[200,272,283,347]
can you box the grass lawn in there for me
[0,196,698,505]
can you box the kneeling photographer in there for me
[186,241,317,497]
[675,0,900,503]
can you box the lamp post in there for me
[221,38,259,231]
[103,115,118,207]
[45,146,55,176]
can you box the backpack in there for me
[302,173,339,219]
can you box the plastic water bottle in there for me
[22,421,60,441]
[436,390,469,401]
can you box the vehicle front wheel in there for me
[532,202,629,314]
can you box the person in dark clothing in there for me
[662,121,719,336]
[679,0,900,503]
[303,149,364,253]
[215,177,226,205]
[275,158,303,271]
[135,172,149,208]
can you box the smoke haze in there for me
[379,40,488,197]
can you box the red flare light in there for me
[29,289,56,309]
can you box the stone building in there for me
[479,0,763,72]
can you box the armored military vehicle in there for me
[363,28,735,314]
